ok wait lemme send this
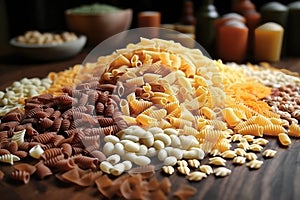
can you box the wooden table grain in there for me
[1,45,300,200]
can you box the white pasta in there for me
[188,159,201,168]
[163,156,178,166]
[133,155,151,166]
[29,144,44,159]
[124,141,140,152]
[177,160,188,167]
[104,135,120,144]
[187,171,207,181]
[246,160,263,169]
[221,150,237,159]
[252,138,269,146]
[100,161,113,174]
[213,167,231,177]
[102,142,115,156]
[110,163,125,176]
[122,160,133,171]
[11,129,26,146]
[106,154,121,165]
[0,154,20,165]
[154,133,171,146]
[158,149,168,161]
[162,165,175,175]
[245,152,258,161]
[209,157,227,166]
[234,148,247,157]
[262,149,277,158]
[169,148,183,160]
[199,165,213,175]
[177,165,191,175]
[248,144,264,152]
[232,156,246,165]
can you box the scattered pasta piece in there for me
[199,165,213,175]
[232,156,246,165]
[262,149,277,158]
[187,171,207,181]
[246,160,263,169]
[209,157,227,166]
[213,167,231,177]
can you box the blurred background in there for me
[0,0,296,46]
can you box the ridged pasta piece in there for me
[168,117,192,129]
[288,123,300,137]
[213,167,231,177]
[10,170,30,184]
[35,162,52,179]
[246,160,263,169]
[232,156,246,165]
[238,124,264,137]
[278,133,291,146]
[262,149,277,158]
[11,129,26,146]
[263,124,286,136]
[0,154,20,165]
[221,108,241,127]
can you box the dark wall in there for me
[3,0,297,40]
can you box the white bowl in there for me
[10,35,87,61]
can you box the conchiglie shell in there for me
[222,108,241,127]
[200,106,216,120]
[288,123,300,137]
[238,124,264,137]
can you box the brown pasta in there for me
[7,141,18,153]
[10,170,30,184]
[35,162,53,179]
[97,91,109,104]
[1,110,23,122]
[0,131,9,144]
[172,184,197,200]
[61,143,72,158]
[0,169,4,180]
[25,107,42,118]
[13,150,28,159]
[39,118,54,129]
[13,163,36,175]
[50,110,61,120]
[54,158,77,172]
[0,121,19,131]
[90,150,106,162]
[73,155,99,170]
[97,117,115,127]
[43,154,65,167]
[41,148,63,160]
[0,149,10,155]
[96,102,105,114]
[33,132,55,144]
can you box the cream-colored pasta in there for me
[187,171,207,181]
[120,99,130,116]
[248,144,262,152]
[244,152,257,161]
[252,138,269,146]
[213,167,231,177]
[234,148,246,156]
[0,154,20,165]
[221,150,237,159]
[209,157,227,166]
[232,156,246,165]
[199,164,213,175]
[238,124,264,137]
[242,135,255,143]
[246,160,263,169]
[262,149,277,158]
[29,144,44,159]
[11,129,26,146]
[162,165,175,175]
[188,159,201,168]
[177,165,191,175]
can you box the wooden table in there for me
[1,45,300,200]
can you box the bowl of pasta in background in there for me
[65,3,132,45]
[10,31,87,61]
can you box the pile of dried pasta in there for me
[0,38,300,199]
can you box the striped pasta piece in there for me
[263,124,286,136]
[129,99,153,115]
[35,162,53,179]
[238,124,264,137]
[222,108,241,127]
[120,99,130,116]
[288,123,300,137]
[169,117,192,129]
[41,148,63,160]
[10,170,30,184]
[136,114,157,127]
[33,133,55,144]
[278,133,291,146]
[73,155,99,170]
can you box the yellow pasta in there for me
[288,123,300,137]
[168,117,193,129]
[129,99,153,115]
[263,124,286,136]
[278,133,291,146]
[222,108,241,127]
[149,109,167,120]
[136,114,157,127]
[200,106,216,120]
[238,124,264,137]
